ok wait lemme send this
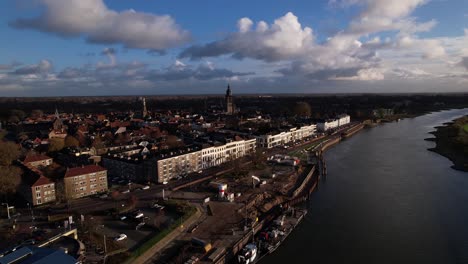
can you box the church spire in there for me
[54,107,60,119]
[142,97,148,117]
[225,84,234,115]
[226,84,231,96]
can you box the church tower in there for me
[225,84,234,115]
[142,97,148,118]
[53,107,63,131]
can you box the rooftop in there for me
[64,165,106,178]
[23,154,52,164]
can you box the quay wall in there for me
[342,123,365,138]
[291,166,316,198]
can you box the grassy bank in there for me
[427,115,468,172]
[121,201,197,263]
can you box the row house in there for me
[317,114,350,132]
[156,149,202,183]
[64,165,108,199]
[256,124,318,149]
[201,138,256,169]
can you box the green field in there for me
[463,124,468,133]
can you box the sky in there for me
[0,0,467,96]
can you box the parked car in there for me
[135,222,145,230]
[119,215,127,221]
[114,234,127,241]
[121,189,130,194]
[141,185,150,190]
[133,211,144,219]
[151,203,165,210]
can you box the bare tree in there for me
[0,166,21,201]
[0,141,20,166]
[64,135,79,148]
[48,138,65,152]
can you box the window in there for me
[36,192,41,198]
[37,199,42,204]
[35,186,41,191]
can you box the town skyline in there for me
[0,0,467,96]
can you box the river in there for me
[261,108,468,264]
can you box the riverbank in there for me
[426,115,468,172]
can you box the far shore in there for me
[425,115,468,172]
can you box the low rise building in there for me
[64,165,108,199]
[23,154,53,168]
[0,246,78,264]
[20,164,56,206]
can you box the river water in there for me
[261,108,468,264]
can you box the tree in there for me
[165,135,183,148]
[8,110,26,123]
[64,135,79,148]
[48,138,65,152]
[294,102,312,118]
[251,149,266,168]
[92,135,105,148]
[0,166,21,199]
[0,141,20,166]
[31,110,44,119]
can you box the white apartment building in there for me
[201,138,256,169]
[256,124,317,149]
[317,114,350,132]
[156,150,203,183]
[337,114,351,126]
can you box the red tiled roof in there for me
[32,176,53,187]
[65,165,106,178]
[24,154,52,164]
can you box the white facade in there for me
[157,150,203,183]
[256,124,317,149]
[337,115,351,127]
[317,115,350,132]
[156,138,256,183]
[202,138,256,169]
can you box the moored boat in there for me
[237,243,257,264]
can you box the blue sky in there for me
[0,0,467,96]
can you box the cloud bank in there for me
[10,0,190,50]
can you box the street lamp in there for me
[1,203,12,219]
[27,203,35,222]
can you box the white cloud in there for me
[180,12,315,61]
[12,60,53,75]
[10,0,190,50]
[333,68,385,81]
[238,17,253,33]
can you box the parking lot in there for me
[91,203,177,251]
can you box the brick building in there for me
[64,165,108,199]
